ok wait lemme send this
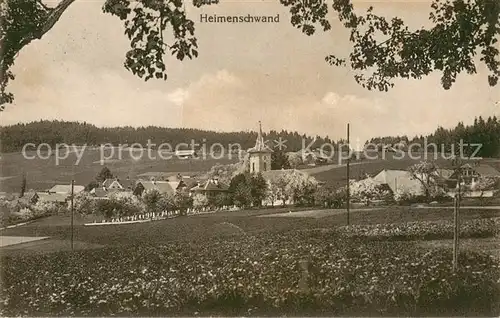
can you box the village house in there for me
[446,163,500,186]
[190,178,229,200]
[445,163,500,198]
[32,183,85,206]
[372,169,424,196]
[48,184,85,194]
[136,172,199,185]
[175,149,197,159]
[133,180,184,197]
[102,178,125,190]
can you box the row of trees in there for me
[73,168,323,219]
[0,120,335,153]
[74,190,194,219]
[368,116,500,158]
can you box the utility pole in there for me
[451,154,464,272]
[70,179,74,251]
[346,123,350,226]
[453,169,461,272]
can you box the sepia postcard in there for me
[0,0,499,316]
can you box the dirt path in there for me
[259,208,383,219]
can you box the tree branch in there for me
[18,0,76,49]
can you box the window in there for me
[252,163,255,172]
[264,162,267,171]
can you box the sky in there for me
[1,0,499,143]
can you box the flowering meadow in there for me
[336,217,500,240]
[1,229,499,316]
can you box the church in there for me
[246,121,273,173]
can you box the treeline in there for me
[368,116,500,157]
[0,120,335,153]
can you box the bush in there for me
[32,201,64,216]
[74,192,96,215]
[96,192,144,219]
[350,178,392,205]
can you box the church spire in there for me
[248,121,272,154]
[255,121,265,150]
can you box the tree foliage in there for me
[96,166,114,184]
[271,151,291,170]
[314,185,346,208]
[228,172,269,208]
[192,192,208,210]
[2,0,498,110]
[74,191,96,215]
[349,177,391,204]
[0,120,333,153]
[407,161,439,200]
[371,116,500,158]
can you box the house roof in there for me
[136,171,199,181]
[36,192,68,203]
[22,190,38,199]
[183,178,199,189]
[102,179,123,188]
[474,164,500,177]
[175,150,196,156]
[435,168,454,180]
[167,181,180,190]
[261,169,310,182]
[49,184,85,194]
[190,179,229,192]
[247,123,273,153]
[137,181,176,195]
[92,188,121,198]
[373,169,423,194]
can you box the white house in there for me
[372,169,424,195]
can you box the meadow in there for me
[1,206,500,316]
[0,149,238,192]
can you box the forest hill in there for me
[0,120,334,153]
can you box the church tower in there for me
[247,121,273,173]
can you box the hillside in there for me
[0,120,335,153]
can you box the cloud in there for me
[3,61,183,128]
[171,71,392,142]
[167,88,190,107]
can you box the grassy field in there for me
[2,206,500,254]
[0,149,238,192]
[3,147,500,193]
[1,206,500,316]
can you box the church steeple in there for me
[249,121,272,153]
[254,121,266,151]
[247,121,273,173]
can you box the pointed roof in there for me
[136,181,176,195]
[247,121,273,153]
[49,184,85,194]
[471,164,500,177]
[190,179,229,192]
[372,169,423,194]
